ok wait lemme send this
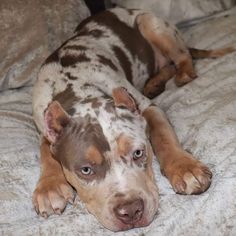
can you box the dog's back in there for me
[32,8,155,133]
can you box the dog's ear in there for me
[44,101,70,143]
[112,87,139,113]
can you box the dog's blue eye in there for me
[81,166,93,175]
[133,150,144,160]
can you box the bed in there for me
[0,0,235,235]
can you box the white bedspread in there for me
[0,9,236,236]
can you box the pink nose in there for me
[114,199,144,224]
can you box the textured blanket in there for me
[0,8,236,236]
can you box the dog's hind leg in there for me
[136,13,197,87]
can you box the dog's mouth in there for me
[114,217,151,232]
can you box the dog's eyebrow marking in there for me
[53,84,80,115]
[112,45,133,83]
[116,134,133,157]
[86,145,104,165]
[97,54,118,72]
[55,115,111,168]
[61,54,90,67]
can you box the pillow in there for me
[111,0,235,23]
[0,0,89,91]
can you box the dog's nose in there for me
[114,199,144,224]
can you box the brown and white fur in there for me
[32,8,234,231]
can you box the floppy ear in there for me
[44,101,70,143]
[112,87,139,113]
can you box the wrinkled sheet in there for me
[0,9,236,236]
[0,0,89,91]
[112,0,235,23]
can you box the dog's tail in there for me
[189,47,235,59]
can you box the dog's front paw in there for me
[33,174,74,218]
[162,152,212,194]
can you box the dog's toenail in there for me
[42,212,48,218]
[55,208,62,215]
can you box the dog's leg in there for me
[137,13,197,87]
[143,106,212,194]
[143,64,176,98]
[33,137,74,218]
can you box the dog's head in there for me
[44,87,158,231]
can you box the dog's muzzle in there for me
[113,198,144,225]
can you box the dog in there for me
[32,7,234,231]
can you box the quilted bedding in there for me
[0,5,236,236]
